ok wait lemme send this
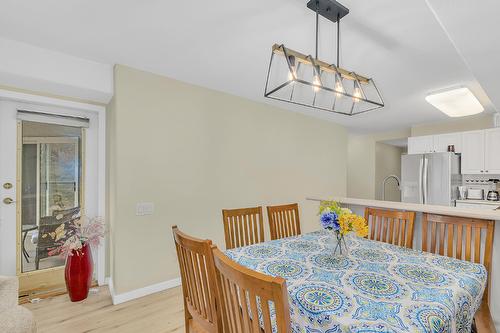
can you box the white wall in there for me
[107,65,349,295]
[0,37,113,103]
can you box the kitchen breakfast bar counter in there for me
[307,197,500,220]
[307,197,500,331]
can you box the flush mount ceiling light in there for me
[264,0,384,116]
[425,87,484,117]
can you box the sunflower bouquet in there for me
[318,200,368,254]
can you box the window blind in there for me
[17,110,90,128]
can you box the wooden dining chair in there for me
[421,214,495,333]
[222,207,265,249]
[212,248,291,333]
[172,226,222,333]
[267,203,301,240]
[364,207,416,248]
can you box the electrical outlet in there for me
[136,202,154,216]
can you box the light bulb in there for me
[353,87,362,102]
[334,80,344,97]
[287,55,296,82]
[313,75,321,92]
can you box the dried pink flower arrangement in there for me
[49,216,105,258]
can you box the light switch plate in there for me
[136,202,154,216]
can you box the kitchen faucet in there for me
[382,175,401,201]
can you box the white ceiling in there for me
[425,0,500,112]
[0,0,498,132]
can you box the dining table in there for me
[224,230,487,333]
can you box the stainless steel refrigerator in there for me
[401,152,461,206]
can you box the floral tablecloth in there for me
[225,230,487,333]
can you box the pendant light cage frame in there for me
[264,0,384,116]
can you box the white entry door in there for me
[0,100,18,276]
[0,92,106,296]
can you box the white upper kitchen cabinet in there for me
[407,135,434,154]
[433,132,462,153]
[409,128,499,175]
[461,130,485,174]
[484,127,500,174]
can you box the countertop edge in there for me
[456,199,500,205]
[306,197,500,220]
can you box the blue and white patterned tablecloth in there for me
[225,230,487,333]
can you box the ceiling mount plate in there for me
[306,0,349,22]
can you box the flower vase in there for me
[332,231,349,256]
[65,242,93,302]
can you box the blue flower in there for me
[320,211,340,231]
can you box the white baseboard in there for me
[101,277,110,286]
[96,276,110,286]
[108,277,115,300]
[108,277,181,305]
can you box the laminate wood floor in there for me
[23,286,185,333]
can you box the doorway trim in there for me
[0,88,107,286]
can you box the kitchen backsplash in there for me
[463,174,500,191]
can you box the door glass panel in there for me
[39,142,79,217]
[21,121,82,273]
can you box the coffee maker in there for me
[487,179,499,201]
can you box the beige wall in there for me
[347,129,410,200]
[347,136,376,199]
[411,113,494,136]
[375,143,403,202]
[108,65,349,294]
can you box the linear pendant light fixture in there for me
[264,0,384,116]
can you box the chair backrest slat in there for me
[364,208,416,248]
[447,224,454,257]
[267,203,301,240]
[421,213,495,305]
[388,218,394,243]
[474,227,481,264]
[172,226,221,333]
[212,248,291,333]
[430,221,437,253]
[222,207,264,249]
[465,225,472,261]
[438,223,446,256]
[394,217,400,245]
[456,224,463,259]
[400,219,407,247]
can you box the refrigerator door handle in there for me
[418,157,424,204]
[423,157,429,204]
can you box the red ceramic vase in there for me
[65,242,93,302]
